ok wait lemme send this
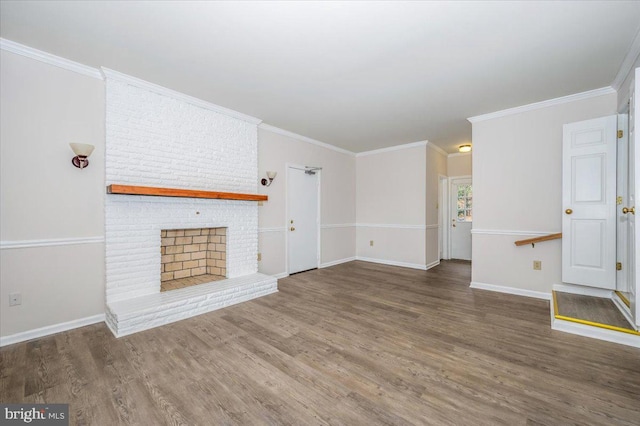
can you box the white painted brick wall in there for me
[106,79,257,192]
[105,77,260,304]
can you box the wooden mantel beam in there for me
[107,184,268,201]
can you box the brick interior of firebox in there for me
[160,227,227,292]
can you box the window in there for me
[456,184,472,222]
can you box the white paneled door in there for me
[450,177,472,261]
[287,166,319,274]
[562,115,617,289]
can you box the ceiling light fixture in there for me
[458,144,472,153]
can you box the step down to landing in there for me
[551,289,640,348]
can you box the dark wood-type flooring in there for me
[2,260,640,425]
[555,291,633,329]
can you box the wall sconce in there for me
[261,171,277,186]
[458,144,472,153]
[69,143,95,169]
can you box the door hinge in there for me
[617,130,624,138]
[617,196,623,205]
[617,262,622,271]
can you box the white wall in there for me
[471,92,617,294]
[257,127,356,276]
[356,144,427,268]
[0,50,105,338]
[447,153,472,177]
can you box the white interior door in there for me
[450,177,472,261]
[287,166,319,274]
[562,115,617,289]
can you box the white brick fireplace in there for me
[103,69,277,337]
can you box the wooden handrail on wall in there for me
[514,233,562,248]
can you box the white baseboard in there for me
[320,257,356,268]
[426,260,440,270]
[470,281,551,301]
[0,313,105,347]
[553,283,614,298]
[551,316,640,349]
[273,272,289,279]
[356,256,427,271]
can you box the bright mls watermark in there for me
[1,404,68,425]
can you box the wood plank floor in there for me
[2,260,640,425]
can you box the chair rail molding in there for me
[0,236,105,250]
[258,227,287,233]
[357,223,427,230]
[321,223,356,229]
[471,229,559,237]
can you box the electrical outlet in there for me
[370,240,374,246]
[9,292,21,306]
[257,253,262,261]
[533,260,542,270]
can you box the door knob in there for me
[290,227,295,231]
[622,206,635,215]
[565,209,573,215]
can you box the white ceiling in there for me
[2,1,640,153]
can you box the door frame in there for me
[447,175,472,260]
[285,163,322,275]
[438,175,449,260]
[617,112,629,293]
[632,68,639,325]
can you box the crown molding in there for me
[426,142,448,157]
[0,38,102,80]
[101,67,262,125]
[356,140,428,157]
[448,151,472,158]
[258,123,354,156]
[467,87,616,123]
[612,27,640,90]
